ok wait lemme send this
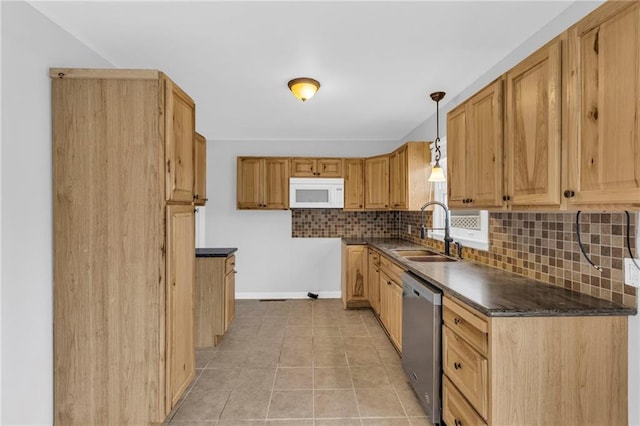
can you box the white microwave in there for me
[289,178,344,209]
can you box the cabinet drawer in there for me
[443,296,488,356]
[443,326,488,419]
[379,255,404,281]
[443,376,487,426]
[225,255,236,275]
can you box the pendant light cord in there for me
[434,99,441,163]
[625,211,640,271]
[575,211,602,272]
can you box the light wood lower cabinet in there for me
[378,254,404,353]
[442,295,628,425]
[367,249,380,315]
[341,243,369,309]
[195,254,237,347]
[166,206,196,410]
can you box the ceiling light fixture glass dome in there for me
[288,78,320,102]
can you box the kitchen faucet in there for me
[420,201,453,257]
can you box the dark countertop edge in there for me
[195,248,238,258]
[342,238,637,317]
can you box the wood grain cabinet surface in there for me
[442,295,628,426]
[505,38,562,208]
[291,157,343,177]
[364,155,390,210]
[447,78,504,209]
[389,142,433,210]
[194,255,237,347]
[344,158,365,211]
[51,68,197,425]
[341,243,369,309]
[193,132,207,205]
[378,254,404,353]
[237,157,290,209]
[367,249,381,315]
[565,0,640,208]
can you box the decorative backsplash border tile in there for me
[292,209,638,308]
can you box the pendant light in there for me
[288,78,320,102]
[428,91,446,182]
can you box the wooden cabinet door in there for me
[263,158,290,209]
[447,104,469,209]
[165,205,195,412]
[566,1,640,207]
[468,79,504,208]
[237,157,264,208]
[194,133,207,205]
[291,158,316,177]
[224,269,235,331]
[367,249,380,315]
[389,146,408,209]
[345,245,368,303]
[388,280,403,352]
[505,39,562,207]
[379,271,391,330]
[344,158,364,210]
[365,155,389,210]
[317,158,343,177]
[164,76,195,203]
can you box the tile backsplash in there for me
[293,209,638,308]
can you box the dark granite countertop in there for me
[195,248,237,258]
[343,238,637,317]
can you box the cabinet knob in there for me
[194,194,199,200]
[563,190,575,198]
[502,195,510,201]
[454,362,462,370]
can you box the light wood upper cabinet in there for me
[341,243,369,309]
[448,79,504,209]
[237,157,290,209]
[291,157,343,177]
[565,1,640,208]
[165,205,195,411]
[365,155,390,210]
[505,38,562,208]
[165,76,195,203]
[389,142,432,210]
[194,133,207,205]
[344,158,365,210]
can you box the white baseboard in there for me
[236,291,341,300]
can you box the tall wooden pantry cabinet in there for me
[51,68,197,425]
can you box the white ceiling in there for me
[31,1,575,142]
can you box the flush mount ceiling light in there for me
[288,78,320,102]
[428,91,446,182]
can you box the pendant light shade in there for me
[428,91,446,182]
[288,78,320,102]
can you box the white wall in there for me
[0,2,113,424]
[205,139,397,298]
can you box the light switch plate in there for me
[624,258,640,288]
[408,224,412,234]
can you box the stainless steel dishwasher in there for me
[402,271,442,425]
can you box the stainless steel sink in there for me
[392,249,457,262]
[393,249,437,257]
[403,255,457,262]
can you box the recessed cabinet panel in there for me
[506,39,561,207]
[365,155,389,210]
[566,1,640,207]
[344,158,364,210]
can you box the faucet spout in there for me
[420,201,453,257]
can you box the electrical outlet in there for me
[624,258,640,288]
[407,224,412,234]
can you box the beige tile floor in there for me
[166,299,431,426]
